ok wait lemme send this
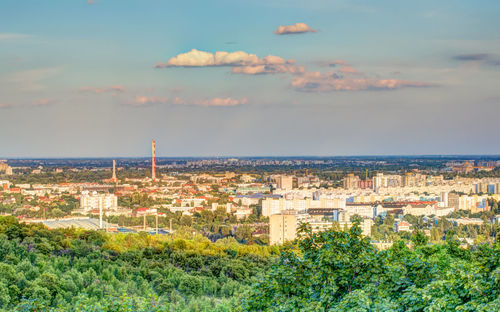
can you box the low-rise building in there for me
[395,221,411,232]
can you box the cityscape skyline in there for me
[1,0,500,157]
[1,2,499,310]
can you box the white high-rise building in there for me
[440,192,449,207]
[277,175,293,190]
[80,191,118,213]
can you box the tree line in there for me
[0,216,277,311]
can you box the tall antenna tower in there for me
[112,160,117,183]
[152,139,156,182]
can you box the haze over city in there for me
[1,0,500,157]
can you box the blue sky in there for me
[1,0,499,157]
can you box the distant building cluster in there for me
[448,160,498,173]
[266,170,500,245]
[1,155,500,245]
[0,162,13,175]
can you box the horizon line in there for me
[2,154,500,160]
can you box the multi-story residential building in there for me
[269,211,297,245]
[440,192,449,207]
[386,175,403,187]
[276,175,294,190]
[262,197,346,217]
[372,173,402,191]
[358,179,372,189]
[458,195,490,213]
[343,173,360,190]
[448,193,460,209]
[372,173,385,191]
[80,191,118,213]
[262,198,286,216]
[402,202,437,216]
[211,202,233,213]
[0,163,12,175]
[345,202,377,219]
[269,210,373,245]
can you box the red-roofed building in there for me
[395,221,411,232]
[135,208,157,216]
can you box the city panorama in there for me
[1,1,499,311]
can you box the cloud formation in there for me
[452,53,500,66]
[80,85,125,94]
[156,49,431,93]
[291,70,432,92]
[131,95,246,107]
[155,49,293,69]
[453,54,489,61]
[274,23,316,35]
[196,97,248,107]
[328,60,348,67]
[232,62,305,75]
[133,96,172,106]
[264,59,433,92]
[338,66,357,74]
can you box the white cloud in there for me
[156,50,432,92]
[196,97,248,107]
[130,95,247,107]
[159,49,215,67]
[274,23,316,35]
[133,96,170,106]
[155,49,291,69]
[214,51,258,66]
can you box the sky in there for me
[1,0,499,158]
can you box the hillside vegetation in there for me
[0,216,499,311]
[241,224,500,311]
[0,217,276,311]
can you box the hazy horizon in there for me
[3,154,500,160]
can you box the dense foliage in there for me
[0,216,276,311]
[1,215,499,311]
[241,224,500,311]
[372,213,499,244]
